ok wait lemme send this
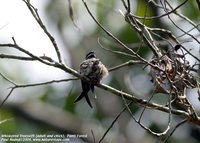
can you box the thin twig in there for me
[108,60,144,72]
[163,0,200,44]
[0,118,14,124]
[0,88,15,108]
[97,83,200,125]
[14,78,78,88]
[98,38,136,58]
[22,0,62,63]
[129,0,188,20]
[121,0,128,10]
[91,130,96,143]
[163,119,187,143]
[122,94,163,136]
[149,0,200,33]
[138,93,154,122]
[0,54,57,62]
[0,78,78,107]
[99,102,133,143]
[82,0,146,61]
[125,13,162,58]
[0,54,36,61]
[0,72,17,86]
[122,94,172,137]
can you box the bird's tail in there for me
[74,92,93,108]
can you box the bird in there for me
[74,51,108,108]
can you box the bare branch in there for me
[98,38,136,58]
[0,88,15,108]
[0,54,36,61]
[163,1,200,44]
[163,119,187,143]
[129,0,188,20]
[122,95,164,136]
[81,0,146,59]
[0,72,17,86]
[0,118,13,125]
[22,0,62,63]
[0,77,78,107]
[108,60,144,72]
[99,102,132,143]
[97,83,200,125]
[91,130,96,143]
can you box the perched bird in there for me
[74,51,108,108]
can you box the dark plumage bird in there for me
[74,51,108,108]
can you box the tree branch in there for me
[22,0,62,63]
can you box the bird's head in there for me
[86,51,96,59]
